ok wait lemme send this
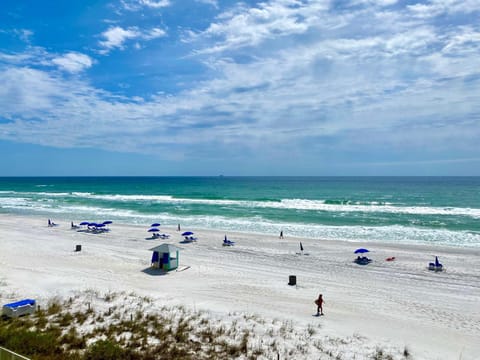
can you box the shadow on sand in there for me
[141,267,168,276]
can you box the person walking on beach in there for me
[177,223,181,231]
[280,230,284,239]
[315,294,324,316]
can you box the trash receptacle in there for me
[288,275,296,286]
[75,245,82,252]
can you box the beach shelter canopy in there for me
[149,244,182,253]
[148,228,160,232]
[150,244,182,271]
[103,221,113,225]
[151,223,160,227]
[354,248,370,254]
[182,231,193,236]
[79,221,90,225]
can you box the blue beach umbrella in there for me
[151,223,160,227]
[88,223,98,227]
[354,248,370,254]
[148,228,160,233]
[96,223,105,228]
[103,221,113,225]
[79,221,90,226]
[182,231,193,236]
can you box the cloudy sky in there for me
[1,0,479,176]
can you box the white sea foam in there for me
[3,191,480,218]
[143,213,480,247]
[2,196,478,247]
[0,197,30,207]
[273,199,480,218]
[68,193,480,218]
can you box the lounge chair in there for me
[222,239,235,246]
[354,256,372,265]
[182,237,193,243]
[428,256,444,272]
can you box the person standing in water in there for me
[280,230,284,239]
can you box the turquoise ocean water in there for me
[0,177,479,248]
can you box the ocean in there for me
[0,176,479,248]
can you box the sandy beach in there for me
[1,214,479,359]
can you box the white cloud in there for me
[1,0,479,165]
[140,0,170,8]
[0,52,33,64]
[408,0,480,18]
[196,0,218,8]
[98,26,166,53]
[99,26,140,52]
[121,0,170,11]
[51,52,93,73]
[143,27,166,40]
[188,0,330,53]
[14,29,34,43]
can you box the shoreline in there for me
[2,211,479,251]
[1,213,479,359]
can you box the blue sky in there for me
[1,0,479,176]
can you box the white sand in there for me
[1,214,479,359]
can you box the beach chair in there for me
[354,256,372,265]
[428,256,444,272]
[222,239,235,246]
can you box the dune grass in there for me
[0,291,410,360]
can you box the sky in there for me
[0,0,479,176]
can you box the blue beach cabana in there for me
[150,244,182,271]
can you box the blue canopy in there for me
[4,299,36,308]
[88,223,98,227]
[354,248,370,254]
[103,221,113,225]
[148,228,160,232]
[182,231,193,236]
[96,223,105,227]
[79,221,90,225]
[151,223,160,227]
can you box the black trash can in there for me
[75,245,82,252]
[288,275,296,286]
